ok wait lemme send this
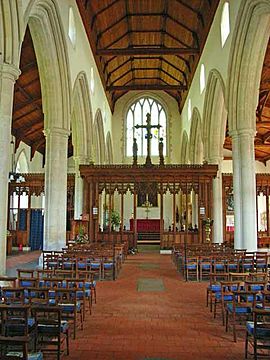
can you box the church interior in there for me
[1,0,270,359]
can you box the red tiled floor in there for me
[62,253,244,360]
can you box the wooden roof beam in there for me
[174,0,204,27]
[107,84,186,91]
[91,0,121,29]
[107,56,188,85]
[109,67,184,86]
[14,97,41,112]
[96,47,199,56]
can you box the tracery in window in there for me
[126,97,167,157]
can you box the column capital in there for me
[229,128,256,139]
[0,63,20,82]
[43,127,70,138]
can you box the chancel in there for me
[1,0,270,359]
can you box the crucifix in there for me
[142,194,152,219]
[134,113,161,166]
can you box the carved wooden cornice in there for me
[9,173,75,196]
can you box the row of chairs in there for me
[205,272,270,358]
[0,266,99,359]
[182,253,269,281]
[43,250,121,280]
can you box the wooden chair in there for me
[206,272,229,312]
[1,288,25,305]
[245,308,270,359]
[213,281,241,325]
[32,305,69,360]
[184,256,199,281]
[225,289,257,342]
[199,256,212,281]
[0,304,36,355]
[53,287,83,339]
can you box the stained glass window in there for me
[126,97,167,156]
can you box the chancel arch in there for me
[227,0,270,251]
[189,107,203,164]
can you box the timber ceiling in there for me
[224,37,270,163]
[76,0,220,111]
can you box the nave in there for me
[6,251,244,360]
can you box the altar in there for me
[130,219,161,233]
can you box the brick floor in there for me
[62,252,244,360]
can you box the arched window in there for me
[220,2,230,48]
[188,98,192,121]
[90,67,95,94]
[126,97,167,157]
[200,64,206,93]
[68,7,76,47]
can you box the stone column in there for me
[231,129,257,251]
[43,128,69,251]
[231,131,242,249]
[209,157,224,244]
[239,129,257,251]
[0,64,20,275]
[73,156,85,220]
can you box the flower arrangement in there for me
[110,210,120,230]
[75,225,88,244]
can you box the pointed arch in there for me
[180,130,189,164]
[227,0,270,132]
[0,0,23,66]
[93,109,105,164]
[106,132,114,164]
[189,108,203,164]
[24,0,71,130]
[203,69,227,162]
[71,71,93,161]
[15,149,29,173]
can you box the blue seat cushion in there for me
[215,293,233,301]
[6,352,43,360]
[77,262,87,269]
[104,263,114,269]
[186,264,197,270]
[208,285,221,292]
[60,301,81,312]
[227,303,252,313]
[228,264,238,269]
[201,264,211,270]
[246,321,270,337]
[20,280,35,287]
[91,263,100,269]
[214,264,225,270]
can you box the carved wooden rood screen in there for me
[80,164,218,248]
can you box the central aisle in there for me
[65,253,243,360]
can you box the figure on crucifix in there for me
[132,138,138,165]
[134,113,161,166]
